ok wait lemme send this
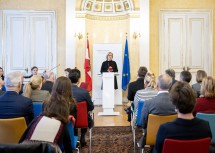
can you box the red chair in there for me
[75,101,92,153]
[162,137,211,153]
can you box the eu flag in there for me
[122,38,130,91]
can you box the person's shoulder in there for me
[77,86,89,93]
[19,94,32,103]
[128,80,137,86]
[143,98,154,105]
[160,120,175,129]
[136,89,145,95]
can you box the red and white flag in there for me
[84,39,92,91]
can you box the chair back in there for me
[67,116,79,150]
[0,142,61,153]
[162,137,211,153]
[196,113,215,144]
[33,102,43,117]
[146,114,177,145]
[0,117,27,144]
[75,101,88,128]
[136,101,144,126]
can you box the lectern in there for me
[98,72,120,116]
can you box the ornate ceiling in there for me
[76,0,139,14]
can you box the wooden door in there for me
[159,10,212,84]
[2,11,56,76]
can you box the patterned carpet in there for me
[80,126,143,153]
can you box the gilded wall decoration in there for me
[81,0,133,15]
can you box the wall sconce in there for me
[133,32,141,39]
[75,32,83,40]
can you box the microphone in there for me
[43,64,60,73]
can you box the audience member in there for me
[139,74,176,148]
[193,76,215,115]
[153,81,212,153]
[0,78,5,95]
[19,77,74,153]
[133,71,157,111]
[165,69,177,88]
[23,75,50,102]
[64,68,72,78]
[69,68,94,147]
[127,66,148,101]
[41,70,55,93]
[180,70,192,83]
[0,67,4,80]
[192,70,207,97]
[0,67,6,91]
[0,71,34,124]
[24,66,38,78]
[50,76,77,118]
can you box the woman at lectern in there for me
[100,51,118,89]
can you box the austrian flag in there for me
[84,39,92,91]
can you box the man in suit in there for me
[69,68,94,147]
[0,71,34,124]
[41,70,54,93]
[139,74,176,148]
[127,66,148,101]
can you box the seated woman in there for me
[133,71,158,113]
[193,76,215,115]
[23,75,50,102]
[192,70,207,97]
[19,76,76,153]
[153,81,212,153]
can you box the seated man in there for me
[180,70,197,97]
[139,74,176,148]
[153,81,212,153]
[41,70,54,93]
[180,70,192,83]
[69,68,94,147]
[127,66,148,102]
[165,69,177,89]
[125,67,148,122]
[0,71,34,124]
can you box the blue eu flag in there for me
[122,38,130,91]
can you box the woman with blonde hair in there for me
[133,71,158,111]
[194,76,215,115]
[100,51,118,89]
[23,75,50,102]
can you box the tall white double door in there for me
[0,10,56,76]
[159,10,213,84]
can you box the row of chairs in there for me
[131,100,215,153]
[0,101,92,153]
